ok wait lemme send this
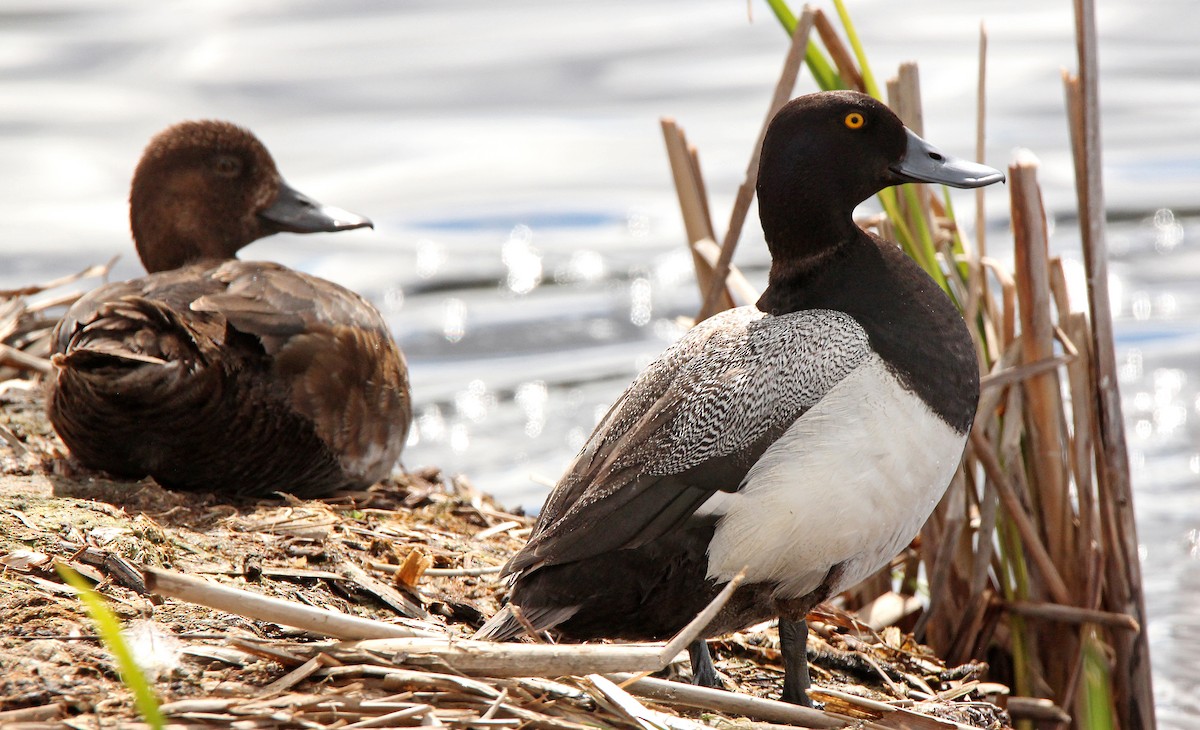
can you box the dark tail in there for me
[472,603,579,641]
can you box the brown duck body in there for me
[46,120,410,498]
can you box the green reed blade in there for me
[764,0,841,90]
[57,564,165,730]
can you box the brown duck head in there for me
[129,120,373,273]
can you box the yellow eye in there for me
[844,112,865,129]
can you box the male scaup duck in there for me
[47,120,411,499]
[477,91,1004,705]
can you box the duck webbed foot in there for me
[688,639,722,689]
[779,616,813,707]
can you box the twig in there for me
[807,686,898,714]
[968,432,1071,606]
[660,119,728,310]
[978,354,1074,390]
[1004,600,1139,632]
[0,704,67,724]
[341,704,432,729]
[588,674,700,730]
[1066,0,1153,723]
[343,638,668,678]
[0,258,116,299]
[1007,696,1072,723]
[144,566,438,640]
[607,673,859,729]
[692,239,760,305]
[255,655,324,697]
[812,9,865,92]
[346,572,744,678]
[429,565,504,577]
[658,568,744,665]
[0,343,51,375]
[473,520,523,541]
[0,422,26,455]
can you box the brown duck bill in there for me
[888,127,1006,189]
[258,180,374,234]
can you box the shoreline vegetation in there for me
[664,1,1149,728]
[0,379,1006,729]
[0,1,1149,728]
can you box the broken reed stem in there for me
[0,343,50,375]
[607,674,854,729]
[0,258,115,299]
[1068,0,1153,724]
[660,118,731,312]
[155,569,744,680]
[981,258,1016,348]
[344,638,675,677]
[696,5,816,322]
[658,569,744,662]
[1005,600,1140,632]
[692,239,760,305]
[1009,152,1072,574]
[812,9,865,93]
[144,567,436,640]
[968,431,1071,606]
[978,354,1074,391]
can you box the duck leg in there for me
[779,617,812,706]
[688,639,721,688]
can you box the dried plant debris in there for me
[0,387,1007,730]
[0,277,1008,729]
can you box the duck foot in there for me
[779,617,813,707]
[688,639,722,689]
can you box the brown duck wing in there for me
[52,267,228,369]
[191,260,410,481]
[506,307,871,575]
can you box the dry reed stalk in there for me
[660,1,1154,723]
[974,24,989,266]
[982,258,1017,348]
[1004,601,1139,632]
[695,5,816,322]
[660,117,730,312]
[143,566,436,640]
[0,259,116,380]
[812,9,865,93]
[692,238,760,305]
[606,674,867,729]
[149,566,744,679]
[0,343,51,374]
[969,429,1071,607]
[339,638,685,678]
[1065,0,1153,725]
[1009,152,1073,591]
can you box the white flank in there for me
[702,354,966,599]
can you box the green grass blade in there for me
[57,564,165,730]
[1080,631,1117,730]
[763,0,841,90]
[901,185,952,294]
[831,0,881,98]
[942,188,972,281]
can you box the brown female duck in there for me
[47,120,410,499]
